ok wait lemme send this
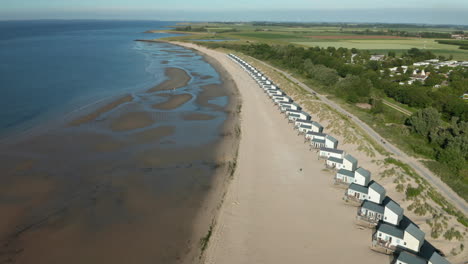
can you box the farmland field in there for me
[162,22,468,60]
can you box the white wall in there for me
[383,207,401,226]
[367,187,384,204]
[343,159,356,171]
[347,189,367,200]
[403,232,422,252]
[354,171,370,186]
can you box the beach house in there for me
[334,169,355,185]
[272,95,293,104]
[357,197,403,227]
[326,154,357,170]
[286,110,311,122]
[367,181,386,204]
[394,251,427,264]
[310,121,324,133]
[307,132,327,148]
[266,89,284,97]
[344,183,368,203]
[319,147,344,159]
[383,199,404,226]
[372,218,425,254]
[354,167,371,186]
[279,102,302,112]
[325,135,338,149]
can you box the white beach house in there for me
[279,102,302,112]
[334,168,355,185]
[319,147,344,159]
[354,167,371,186]
[272,95,293,104]
[325,135,338,149]
[345,183,368,203]
[367,181,386,204]
[326,154,358,171]
[372,218,425,254]
[310,121,324,133]
[307,131,327,148]
[266,89,285,97]
[286,110,311,122]
[383,199,404,226]
[357,197,403,227]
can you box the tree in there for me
[388,51,396,57]
[406,107,442,137]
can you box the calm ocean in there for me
[0,20,181,137]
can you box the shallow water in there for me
[0,21,237,264]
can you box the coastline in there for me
[0,42,241,264]
[169,41,390,264]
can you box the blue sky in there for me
[1,0,468,24]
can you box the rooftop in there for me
[327,157,343,164]
[377,222,404,239]
[337,168,354,177]
[361,200,384,214]
[356,167,371,179]
[384,199,404,216]
[320,147,344,154]
[405,223,425,244]
[369,181,386,196]
[348,183,368,194]
[344,154,357,165]
[396,251,427,264]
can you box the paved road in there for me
[251,57,468,215]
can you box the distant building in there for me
[371,54,385,61]
[327,154,357,171]
[372,217,425,254]
[394,251,427,264]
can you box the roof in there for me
[326,135,338,143]
[320,147,344,154]
[429,252,450,264]
[327,157,343,164]
[300,124,312,129]
[344,154,358,165]
[296,119,313,125]
[405,224,425,244]
[306,131,326,137]
[312,138,325,144]
[385,199,404,216]
[311,121,323,128]
[337,169,354,177]
[361,200,384,214]
[397,251,427,264]
[356,167,371,179]
[348,183,368,194]
[377,222,404,239]
[369,181,386,196]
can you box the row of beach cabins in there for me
[227,53,451,264]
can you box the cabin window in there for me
[404,242,406,246]
[379,233,382,237]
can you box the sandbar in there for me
[152,93,193,110]
[109,111,154,132]
[147,67,191,93]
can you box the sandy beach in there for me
[173,42,389,264]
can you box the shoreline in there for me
[169,41,390,264]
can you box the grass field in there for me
[163,22,468,60]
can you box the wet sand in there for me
[0,44,240,264]
[109,111,154,132]
[183,113,216,121]
[68,94,133,126]
[147,67,191,93]
[152,93,193,110]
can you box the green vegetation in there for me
[199,223,213,254]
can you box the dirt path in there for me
[382,100,412,116]
[250,57,467,215]
[173,42,388,264]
